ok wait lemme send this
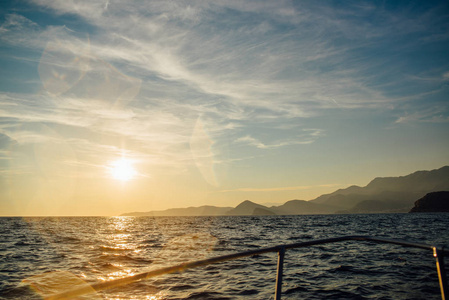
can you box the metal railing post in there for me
[434,246,448,300]
[275,247,286,300]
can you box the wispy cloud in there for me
[1,1,394,112]
[395,107,449,124]
[235,128,324,149]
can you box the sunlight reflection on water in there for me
[99,217,139,281]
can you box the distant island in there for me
[122,166,449,216]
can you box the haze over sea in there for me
[1,214,448,299]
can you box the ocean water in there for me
[0,214,448,299]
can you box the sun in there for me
[109,158,137,182]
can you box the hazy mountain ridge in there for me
[121,205,232,217]
[122,166,449,216]
[311,166,449,213]
[271,200,336,215]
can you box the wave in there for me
[96,254,153,265]
[1,214,448,299]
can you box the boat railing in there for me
[45,235,448,300]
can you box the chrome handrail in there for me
[45,235,448,300]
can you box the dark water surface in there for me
[0,214,448,299]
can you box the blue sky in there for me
[1,0,449,215]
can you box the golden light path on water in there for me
[95,217,219,298]
[20,213,222,299]
[97,217,137,284]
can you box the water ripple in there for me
[0,214,447,299]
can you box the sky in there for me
[1,0,448,216]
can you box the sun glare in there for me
[109,158,136,182]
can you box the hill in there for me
[226,200,271,215]
[409,191,449,212]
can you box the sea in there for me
[0,214,448,299]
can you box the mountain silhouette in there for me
[226,200,270,215]
[311,166,449,213]
[409,191,449,212]
[121,166,449,216]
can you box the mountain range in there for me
[121,166,449,216]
